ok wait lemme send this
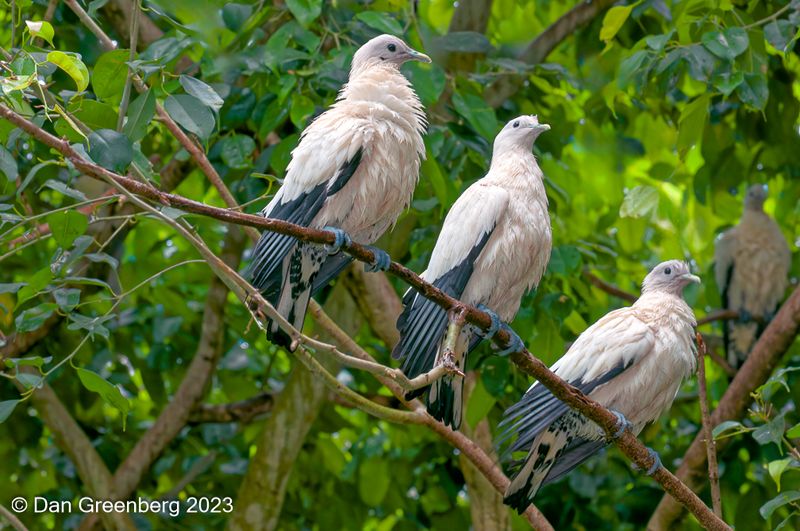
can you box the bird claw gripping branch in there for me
[610,410,633,440]
[633,447,663,476]
[323,226,352,255]
[475,304,524,356]
[364,245,391,272]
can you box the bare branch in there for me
[696,334,722,518]
[649,285,800,529]
[485,0,617,107]
[189,393,275,424]
[1,103,729,529]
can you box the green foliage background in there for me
[1,0,800,529]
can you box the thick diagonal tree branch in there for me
[648,285,800,529]
[484,0,617,107]
[0,103,729,530]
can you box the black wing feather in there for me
[392,230,494,386]
[498,360,631,457]
[245,149,363,298]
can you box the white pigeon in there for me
[501,260,699,513]
[392,115,552,430]
[714,184,791,368]
[246,35,429,348]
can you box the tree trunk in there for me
[228,282,360,530]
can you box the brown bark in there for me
[459,374,510,531]
[28,384,135,530]
[189,392,274,424]
[0,103,727,529]
[446,0,494,71]
[648,285,800,529]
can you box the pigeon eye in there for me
[387,43,396,52]
[664,267,672,275]
[513,121,520,128]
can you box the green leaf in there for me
[677,94,709,154]
[466,376,496,429]
[620,185,659,218]
[47,51,90,92]
[14,304,55,333]
[645,32,673,51]
[787,422,800,439]
[220,134,256,170]
[355,11,404,36]
[764,20,795,52]
[753,414,786,447]
[0,283,25,294]
[548,246,582,274]
[53,288,81,311]
[55,100,118,141]
[16,268,53,306]
[0,145,18,182]
[164,94,216,142]
[358,457,390,506]
[25,20,54,46]
[289,94,315,128]
[122,90,156,142]
[40,179,88,201]
[87,0,110,17]
[92,49,129,103]
[712,420,748,439]
[46,210,89,249]
[0,400,20,423]
[438,31,492,53]
[452,92,498,140]
[769,458,794,492]
[404,62,445,107]
[701,28,749,60]
[179,75,224,112]
[617,50,650,88]
[600,4,634,42]
[760,491,800,520]
[88,129,134,172]
[16,373,42,389]
[285,0,322,27]
[737,73,769,111]
[75,367,131,429]
[221,3,253,32]
[712,70,744,96]
[5,356,49,369]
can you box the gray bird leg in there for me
[323,226,352,255]
[610,410,633,439]
[363,245,391,272]
[475,304,524,356]
[633,447,662,475]
[737,309,752,323]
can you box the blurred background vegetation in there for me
[1,0,799,529]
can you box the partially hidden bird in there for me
[714,184,791,368]
[500,260,699,513]
[392,115,552,430]
[245,35,430,348]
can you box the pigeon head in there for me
[642,260,700,296]
[493,115,550,154]
[744,184,768,211]
[351,35,431,76]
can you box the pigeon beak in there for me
[406,48,431,63]
[530,123,550,132]
[680,273,701,284]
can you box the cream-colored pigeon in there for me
[500,260,699,513]
[714,184,791,368]
[393,115,552,430]
[245,35,430,348]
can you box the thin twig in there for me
[117,0,140,131]
[582,269,638,303]
[742,3,795,30]
[696,333,723,518]
[0,102,730,531]
[0,504,28,531]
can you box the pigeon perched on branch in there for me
[500,260,699,513]
[245,35,430,348]
[392,115,552,430]
[714,184,791,368]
